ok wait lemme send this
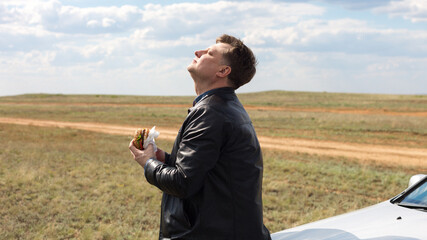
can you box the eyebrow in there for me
[207,47,217,54]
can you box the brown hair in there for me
[216,34,257,89]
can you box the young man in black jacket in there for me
[129,34,271,240]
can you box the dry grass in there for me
[0,91,425,239]
[0,124,418,239]
[1,92,426,148]
[0,125,167,239]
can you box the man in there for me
[129,34,271,240]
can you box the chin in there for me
[187,65,196,73]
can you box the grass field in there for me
[0,91,426,239]
[1,92,426,147]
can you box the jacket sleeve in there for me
[144,106,223,199]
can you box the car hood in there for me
[271,201,427,240]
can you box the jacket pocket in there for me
[161,195,194,237]
[183,199,198,227]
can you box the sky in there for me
[1,0,427,97]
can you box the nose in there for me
[195,50,207,58]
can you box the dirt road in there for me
[1,117,426,168]
[1,102,426,117]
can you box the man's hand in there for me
[129,140,155,168]
[156,148,166,163]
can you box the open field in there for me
[1,117,426,168]
[1,91,426,148]
[1,91,426,239]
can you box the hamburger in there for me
[133,128,150,150]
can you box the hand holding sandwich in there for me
[129,141,166,165]
[129,126,165,168]
[129,141,155,168]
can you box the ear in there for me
[216,66,231,78]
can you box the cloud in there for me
[375,0,427,22]
[244,18,427,59]
[1,0,426,96]
[2,0,426,58]
[251,49,427,94]
[0,0,144,34]
[274,0,427,24]
[274,0,397,10]
[1,1,326,62]
[320,0,397,10]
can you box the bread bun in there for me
[133,128,150,150]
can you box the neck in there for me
[194,78,231,96]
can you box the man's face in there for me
[187,42,231,81]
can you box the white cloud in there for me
[1,0,144,34]
[245,18,427,59]
[0,0,426,96]
[375,0,427,22]
[250,49,427,94]
[1,1,327,62]
[320,0,395,10]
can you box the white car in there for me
[271,174,427,240]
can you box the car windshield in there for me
[398,180,427,208]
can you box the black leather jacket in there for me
[145,87,271,240]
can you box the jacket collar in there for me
[192,87,235,106]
